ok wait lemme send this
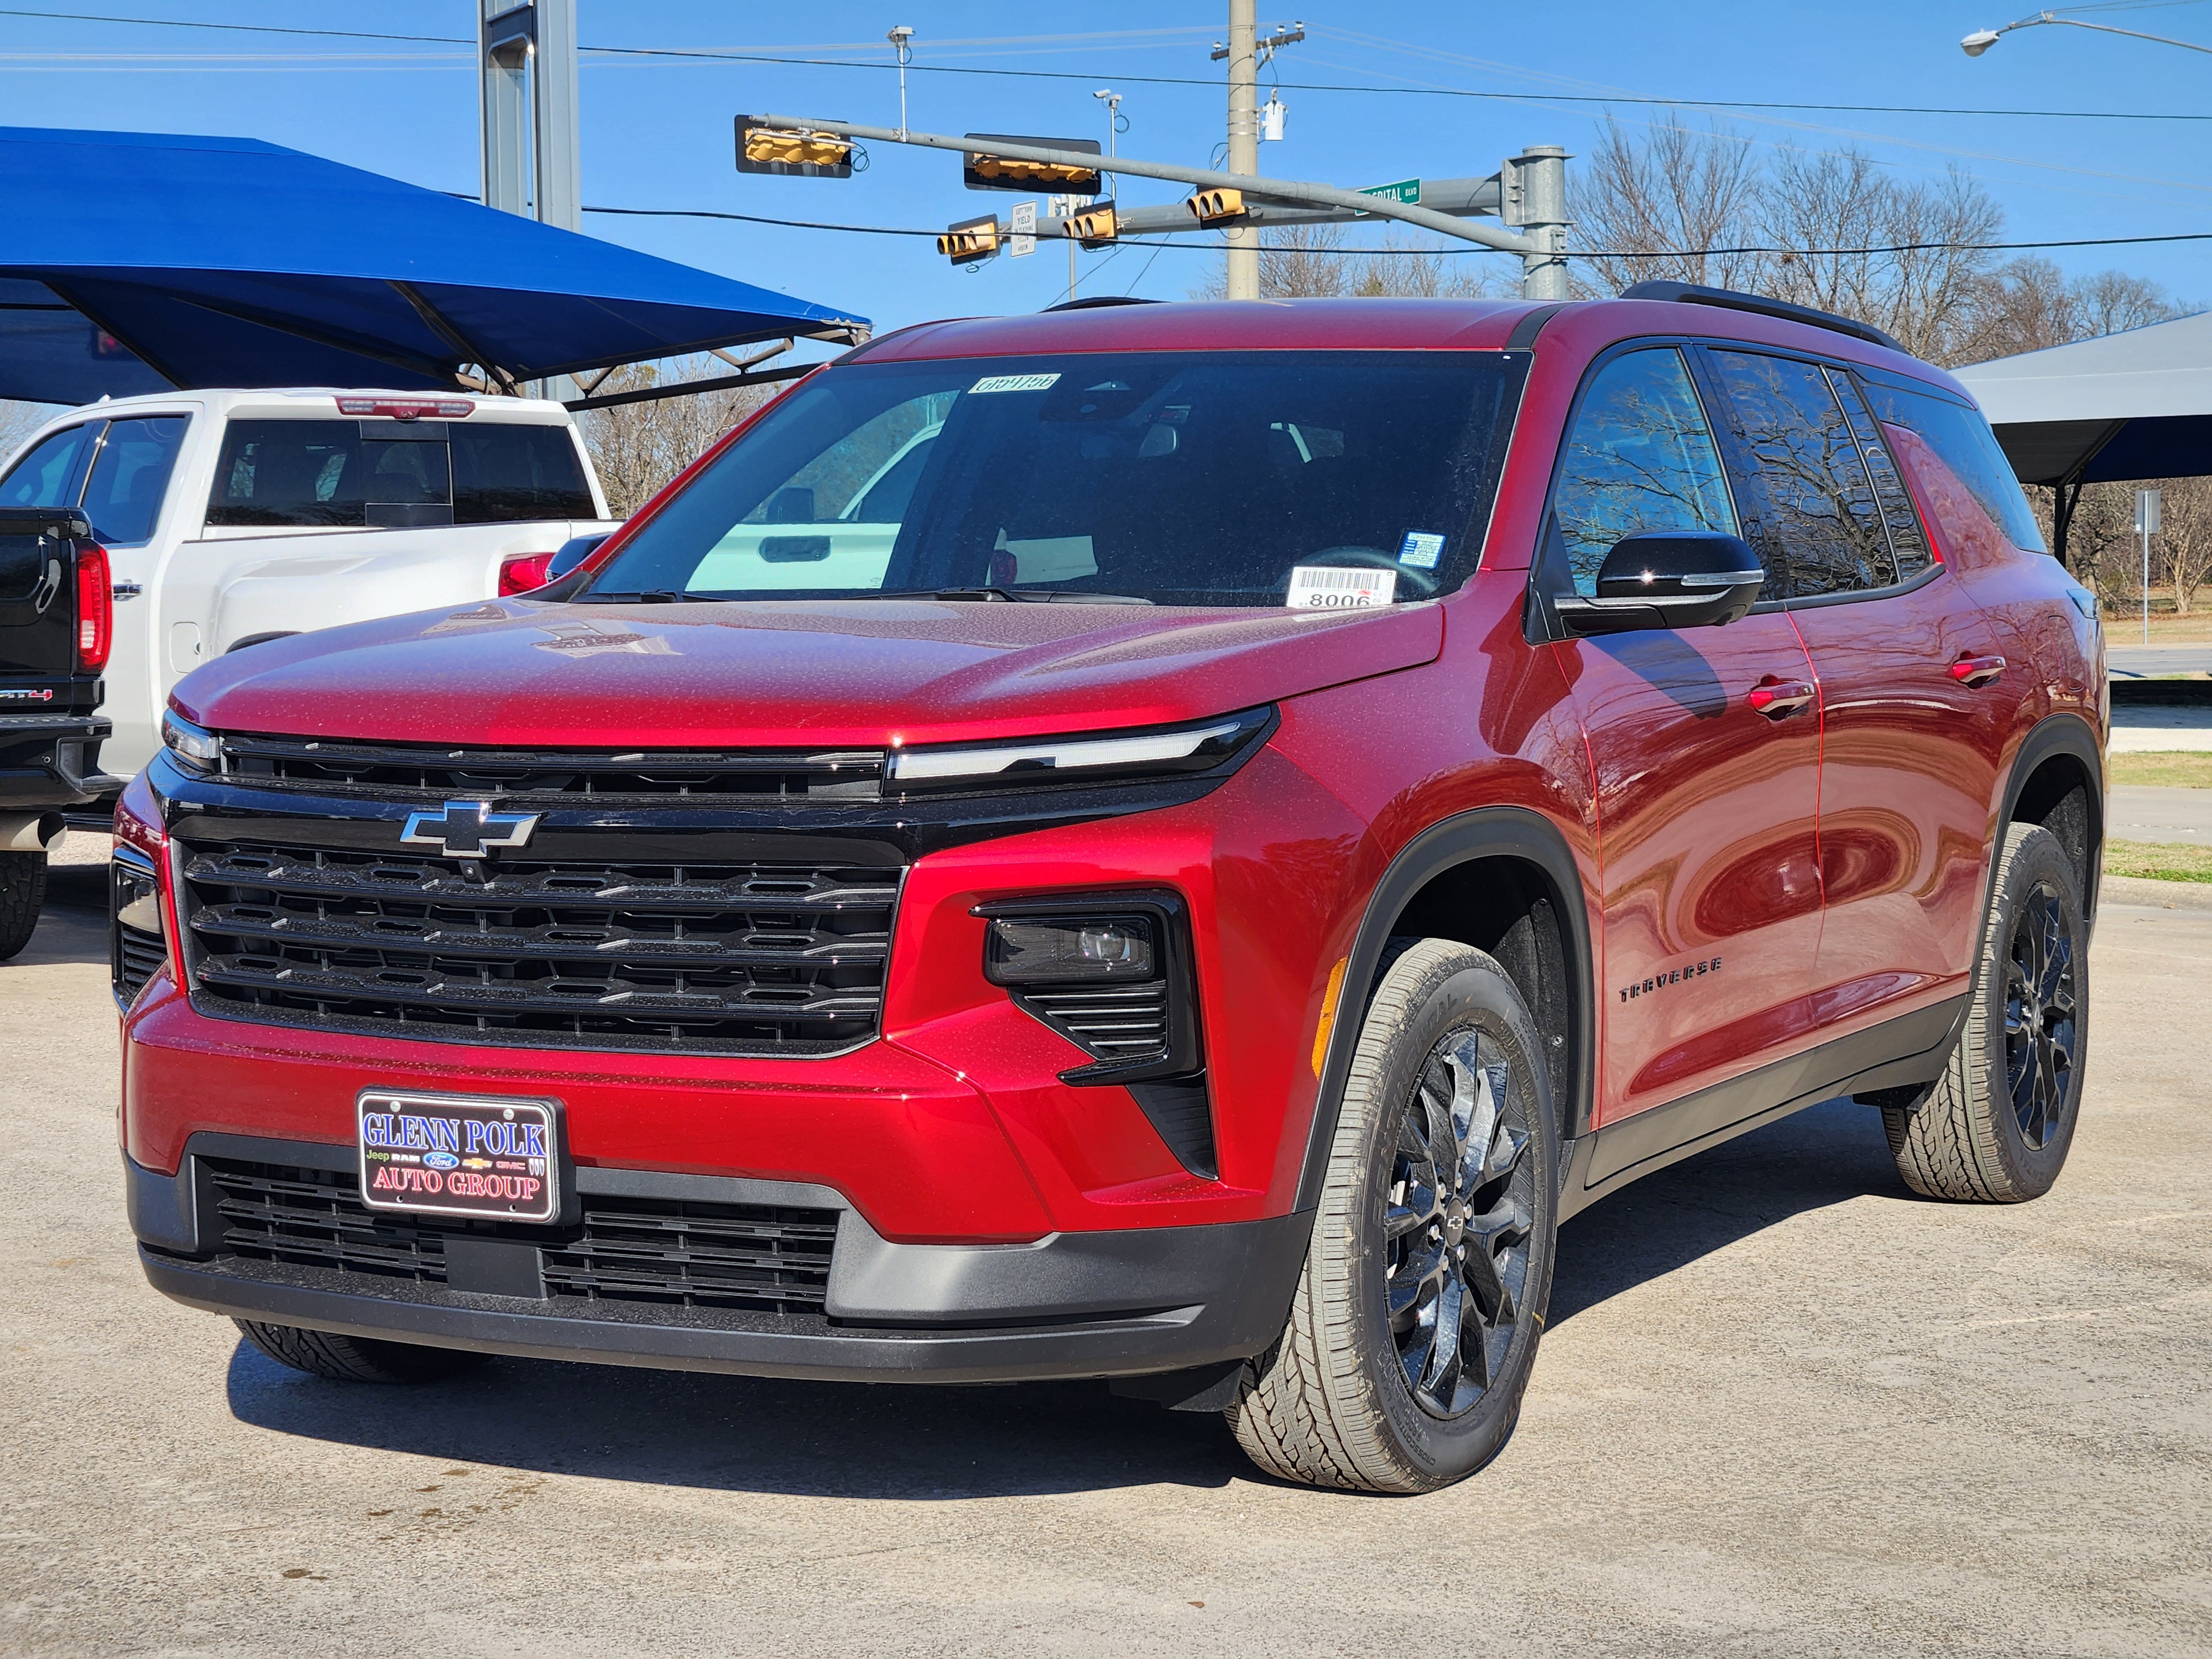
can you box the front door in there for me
[1540,345,1825,1129]
[75,414,190,775]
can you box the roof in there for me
[0,124,867,406]
[1952,309,2212,485]
[853,299,1546,361]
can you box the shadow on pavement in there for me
[223,1098,1908,1498]
[1549,1094,1907,1325]
[226,1344,1246,1498]
[7,885,107,971]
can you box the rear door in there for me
[1537,344,1825,1133]
[1700,347,2000,1037]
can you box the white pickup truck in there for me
[0,387,619,785]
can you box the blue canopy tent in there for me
[1953,309,2212,566]
[0,126,868,407]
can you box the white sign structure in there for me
[1009,199,1037,258]
[2138,487,2162,644]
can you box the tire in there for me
[1228,938,1559,1493]
[234,1319,487,1384]
[0,852,46,961]
[1884,821,2088,1203]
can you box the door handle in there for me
[1748,677,1816,719]
[1950,654,2006,688]
[111,582,142,600]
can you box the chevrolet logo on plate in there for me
[399,800,541,861]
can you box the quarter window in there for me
[1858,376,2048,554]
[1548,347,1740,597]
[1709,350,1896,596]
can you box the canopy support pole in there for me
[2049,418,2130,573]
[36,278,187,388]
[562,362,813,414]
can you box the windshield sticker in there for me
[1287,566,1398,611]
[968,373,1061,394]
[1398,531,1445,570]
[530,622,679,658]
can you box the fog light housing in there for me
[985,914,1156,985]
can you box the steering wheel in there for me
[1282,546,1440,598]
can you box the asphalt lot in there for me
[2,855,2207,1658]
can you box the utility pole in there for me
[1223,0,1259,300]
[1503,145,1571,301]
[478,0,580,231]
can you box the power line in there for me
[7,7,2212,123]
[581,204,2212,259]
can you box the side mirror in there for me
[1554,531,1766,637]
[545,532,612,581]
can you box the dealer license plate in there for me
[356,1089,563,1224]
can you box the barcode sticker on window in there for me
[968,373,1061,394]
[1286,565,1398,611]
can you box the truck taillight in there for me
[75,542,111,672]
[336,397,474,419]
[498,552,555,596]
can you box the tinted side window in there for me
[451,424,594,524]
[81,415,188,545]
[1826,372,1931,581]
[1859,377,2047,554]
[1549,347,1740,597]
[0,423,97,512]
[1709,350,1895,596]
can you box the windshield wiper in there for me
[863,587,1155,606]
[576,589,708,604]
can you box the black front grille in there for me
[215,733,883,802]
[181,840,899,1055]
[1020,980,1171,1061]
[204,1158,838,1313]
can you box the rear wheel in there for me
[1228,938,1558,1493]
[234,1319,486,1384]
[1884,821,2088,1203]
[0,852,46,961]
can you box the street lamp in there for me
[1961,10,2212,57]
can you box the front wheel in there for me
[1884,821,2089,1203]
[1228,938,1559,1493]
[235,1319,486,1384]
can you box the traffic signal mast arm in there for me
[748,115,1544,257]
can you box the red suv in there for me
[116,288,2103,1493]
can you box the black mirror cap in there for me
[1558,530,1765,637]
[546,533,612,581]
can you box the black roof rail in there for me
[1041,295,1162,313]
[1619,280,1903,354]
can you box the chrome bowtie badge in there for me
[400,800,541,861]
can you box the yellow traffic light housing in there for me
[1186,188,1248,226]
[962,134,1105,195]
[734,115,855,179]
[1063,203,1119,250]
[937,215,1003,264]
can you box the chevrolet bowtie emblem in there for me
[399,800,541,861]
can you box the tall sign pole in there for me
[2137,487,2162,645]
[1223,0,1259,301]
[478,1,580,230]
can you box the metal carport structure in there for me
[0,125,867,409]
[1953,309,2212,565]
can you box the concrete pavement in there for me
[2108,644,2212,678]
[2109,785,2212,846]
[1,864,2206,1657]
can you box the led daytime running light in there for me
[889,718,1246,785]
[160,710,222,769]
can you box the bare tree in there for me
[1572,120,1771,297]
[0,400,57,466]
[573,357,774,519]
[1191,223,1509,300]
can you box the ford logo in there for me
[423,1150,460,1170]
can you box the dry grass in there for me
[2109,752,2212,789]
[2103,840,2212,883]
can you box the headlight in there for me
[887,706,1271,792]
[160,709,222,771]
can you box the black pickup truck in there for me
[0,507,116,958]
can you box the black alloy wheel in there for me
[1385,1029,1535,1418]
[2005,880,2078,1151]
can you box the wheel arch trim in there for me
[1293,806,1595,1212]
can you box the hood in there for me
[174,596,1445,749]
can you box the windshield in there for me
[584,350,1526,607]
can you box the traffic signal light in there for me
[734,115,854,178]
[963,134,1104,194]
[1062,202,1119,249]
[1186,187,1248,226]
[938,215,1002,264]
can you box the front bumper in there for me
[0,712,119,809]
[129,1134,1310,1384]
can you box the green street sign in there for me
[1357,178,1421,208]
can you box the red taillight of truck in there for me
[498,551,556,596]
[75,542,111,672]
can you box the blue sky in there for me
[4,1,2210,356]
